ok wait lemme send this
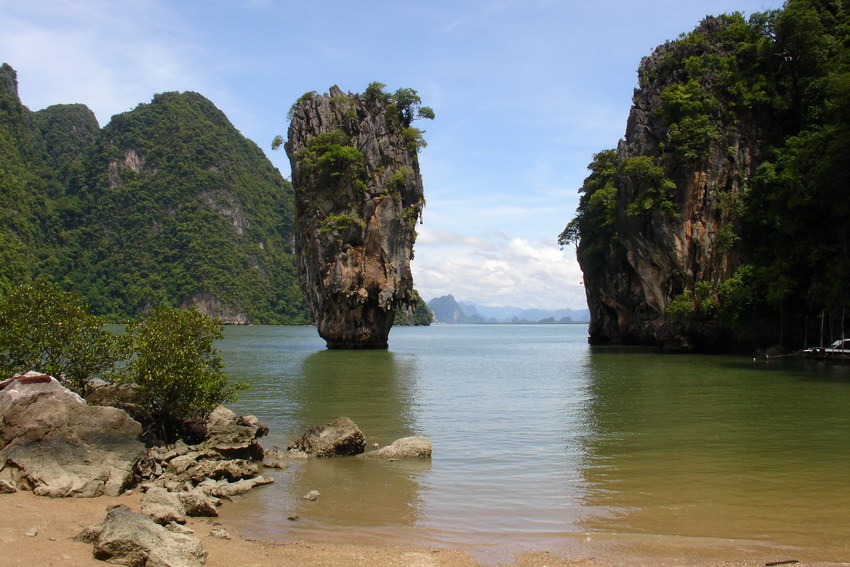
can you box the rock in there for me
[261,448,289,469]
[362,436,431,459]
[285,448,310,460]
[208,525,231,539]
[77,505,207,567]
[0,479,17,493]
[25,527,38,537]
[285,85,427,349]
[196,475,274,498]
[141,486,186,525]
[0,373,145,497]
[85,379,151,426]
[302,490,320,501]
[167,522,195,535]
[165,455,259,484]
[292,417,365,457]
[177,489,219,517]
[200,405,268,460]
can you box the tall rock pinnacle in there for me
[284,84,431,348]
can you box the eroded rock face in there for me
[578,18,764,350]
[285,86,426,348]
[0,373,145,497]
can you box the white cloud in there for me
[412,232,586,310]
[1,0,207,124]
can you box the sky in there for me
[1,0,785,310]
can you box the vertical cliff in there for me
[285,84,430,348]
[564,15,781,350]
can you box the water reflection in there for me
[574,348,850,557]
[223,333,430,539]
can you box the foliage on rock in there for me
[562,2,850,350]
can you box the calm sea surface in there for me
[215,324,850,564]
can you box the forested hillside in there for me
[0,63,309,324]
[561,0,850,350]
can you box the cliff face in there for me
[572,16,772,350]
[285,85,427,348]
[80,91,306,323]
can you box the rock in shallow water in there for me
[285,85,427,349]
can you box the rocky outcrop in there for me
[285,85,427,348]
[0,372,146,497]
[291,416,366,457]
[576,17,766,350]
[77,505,207,567]
[362,436,432,459]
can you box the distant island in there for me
[427,294,588,324]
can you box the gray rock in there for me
[362,436,432,459]
[200,405,267,460]
[141,486,186,525]
[293,417,365,457]
[302,490,320,501]
[78,505,206,567]
[165,455,259,484]
[196,475,274,498]
[177,489,219,517]
[208,525,231,540]
[166,522,194,535]
[0,373,145,497]
[25,527,38,537]
[261,448,289,469]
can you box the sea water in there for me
[216,324,850,564]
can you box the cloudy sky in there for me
[2,0,783,309]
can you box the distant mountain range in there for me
[427,295,589,324]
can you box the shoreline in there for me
[1,490,844,567]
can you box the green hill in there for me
[0,63,308,324]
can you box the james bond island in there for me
[283,83,433,349]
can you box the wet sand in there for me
[0,490,840,567]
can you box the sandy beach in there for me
[1,490,844,567]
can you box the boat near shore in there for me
[803,338,850,359]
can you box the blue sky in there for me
[2,0,784,309]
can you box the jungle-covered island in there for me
[561,2,850,352]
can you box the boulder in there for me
[261,448,289,469]
[141,486,186,525]
[165,454,259,484]
[0,373,145,497]
[77,505,206,567]
[196,475,274,498]
[177,489,219,517]
[362,436,432,459]
[292,417,365,457]
[200,405,268,460]
[0,479,16,493]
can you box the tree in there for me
[0,281,119,395]
[117,305,246,441]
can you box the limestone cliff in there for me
[285,85,429,348]
[567,16,774,350]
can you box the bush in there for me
[0,281,119,395]
[117,305,246,442]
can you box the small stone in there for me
[287,515,299,521]
[0,479,17,494]
[209,525,231,539]
[25,527,38,537]
[167,521,195,535]
[302,490,320,501]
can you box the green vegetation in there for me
[0,281,119,396]
[393,289,433,326]
[0,68,309,324]
[563,1,850,348]
[117,305,246,442]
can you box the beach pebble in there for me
[25,527,38,537]
[302,490,321,501]
[209,525,231,539]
